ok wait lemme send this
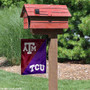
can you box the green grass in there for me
[0,8,34,65]
[0,70,90,90]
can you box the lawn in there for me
[0,70,90,90]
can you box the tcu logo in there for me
[29,64,45,72]
[23,42,36,54]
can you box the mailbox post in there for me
[21,4,71,90]
[48,34,58,90]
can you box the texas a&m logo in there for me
[23,42,36,54]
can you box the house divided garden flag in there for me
[21,39,46,75]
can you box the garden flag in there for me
[21,39,46,75]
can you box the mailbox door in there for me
[23,12,28,29]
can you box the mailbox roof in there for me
[21,4,71,17]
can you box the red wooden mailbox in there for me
[20,4,71,35]
[20,4,71,90]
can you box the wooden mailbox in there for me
[20,4,71,35]
[21,4,71,90]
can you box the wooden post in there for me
[48,34,58,90]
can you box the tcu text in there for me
[30,64,45,72]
